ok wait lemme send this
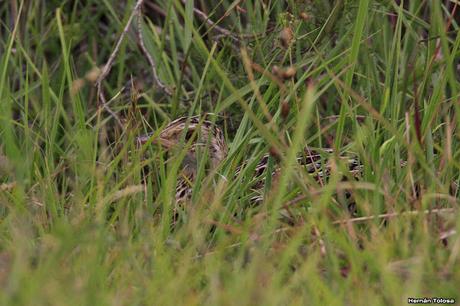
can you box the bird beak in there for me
[136,133,152,145]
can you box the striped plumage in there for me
[137,115,361,204]
[137,115,227,203]
[235,148,362,203]
[137,115,227,176]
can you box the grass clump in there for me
[0,1,459,305]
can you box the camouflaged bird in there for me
[137,115,227,203]
[137,115,362,204]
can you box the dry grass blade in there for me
[95,0,146,127]
[136,6,172,96]
[96,0,171,128]
[333,208,456,225]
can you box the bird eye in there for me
[185,130,194,141]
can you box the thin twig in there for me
[333,208,456,225]
[96,0,172,127]
[180,0,239,41]
[96,0,146,127]
[312,225,327,257]
[145,1,167,18]
[136,6,172,96]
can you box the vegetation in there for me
[1,1,459,305]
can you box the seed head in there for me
[280,27,293,48]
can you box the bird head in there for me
[137,116,227,174]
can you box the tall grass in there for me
[0,1,459,305]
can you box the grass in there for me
[1,0,460,305]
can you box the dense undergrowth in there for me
[1,1,460,305]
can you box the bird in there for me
[137,115,228,204]
[137,114,361,204]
